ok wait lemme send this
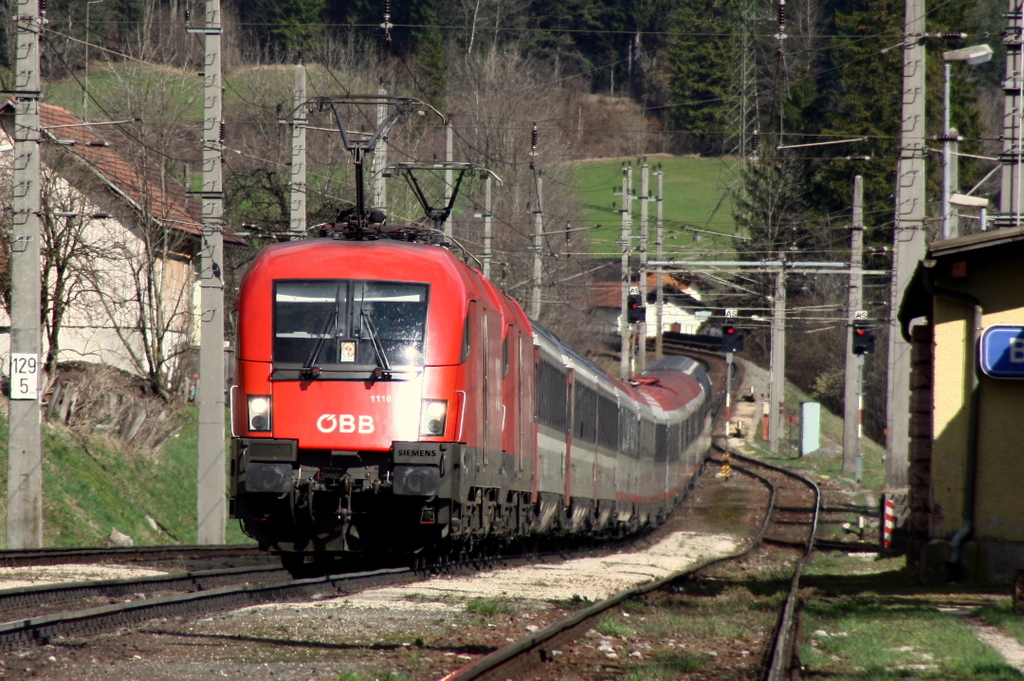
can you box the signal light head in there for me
[721,325,744,353]
[852,323,876,355]
[626,294,645,324]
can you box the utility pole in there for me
[619,167,631,380]
[885,0,927,493]
[844,176,865,476]
[637,162,649,372]
[654,169,665,360]
[530,173,543,319]
[443,114,453,238]
[196,0,226,544]
[372,80,387,214]
[7,0,44,548]
[769,268,787,454]
[998,0,1024,227]
[288,60,307,238]
[483,174,493,279]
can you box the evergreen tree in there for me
[273,0,328,57]
[809,0,904,228]
[666,0,735,154]
[808,0,982,233]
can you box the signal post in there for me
[721,318,744,427]
[844,176,866,479]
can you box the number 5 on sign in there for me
[10,352,39,400]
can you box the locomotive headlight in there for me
[247,395,272,432]
[419,399,448,437]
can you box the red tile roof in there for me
[2,100,245,245]
[589,273,706,309]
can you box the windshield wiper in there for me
[301,309,338,379]
[360,308,393,378]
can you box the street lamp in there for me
[941,44,993,240]
[950,192,991,232]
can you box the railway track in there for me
[1,345,788,678]
[0,544,272,569]
[439,440,821,681]
[0,536,682,656]
[0,565,419,653]
[0,565,290,624]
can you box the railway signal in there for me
[627,294,645,324]
[852,323,875,355]
[721,324,745,353]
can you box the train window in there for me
[640,419,656,461]
[273,281,343,365]
[655,423,668,462]
[536,360,567,430]
[573,383,597,443]
[461,309,472,363]
[619,408,638,458]
[597,396,619,449]
[352,281,429,366]
[502,335,509,378]
[272,279,429,372]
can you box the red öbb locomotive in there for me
[229,236,712,571]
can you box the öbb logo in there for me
[317,414,375,434]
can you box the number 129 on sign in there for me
[10,353,39,400]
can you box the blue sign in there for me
[980,326,1024,378]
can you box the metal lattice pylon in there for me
[724,0,761,158]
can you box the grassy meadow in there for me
[572,154,742,260]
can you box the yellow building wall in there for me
[931,297,970,536]
[931,254,1024,543]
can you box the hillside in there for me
[574,154,742,260]
[0,397,251,547]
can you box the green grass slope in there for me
[0,401,251,547]
[573,154,742,260]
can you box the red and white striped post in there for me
[883,498,895,550]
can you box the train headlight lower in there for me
[247,395,272,432]
[419,399,448,437]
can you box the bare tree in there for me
[0,152,105,382]
[438,46,599,349]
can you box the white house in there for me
[0,102,246,394]
[589,272,712,338]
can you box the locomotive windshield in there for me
[273,279,428,377]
